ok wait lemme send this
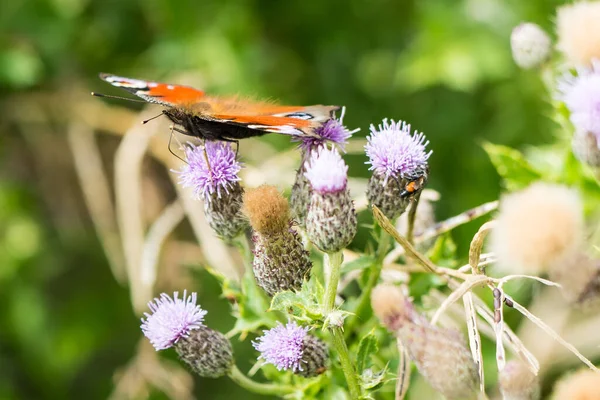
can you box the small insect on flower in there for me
[93,73,341,145]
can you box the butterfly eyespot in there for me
[282,112,314,120]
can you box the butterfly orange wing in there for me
[100,73,340,136]
[99,73,206,106]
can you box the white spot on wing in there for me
[106,76,149,89]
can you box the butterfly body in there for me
[98,73,340,142]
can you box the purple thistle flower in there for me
[253,321,309,372]
[293,107,358,152]
[365,119,432,184]
[558,60,600,143]
[304,146,348,194]
[141,291,207,351]
[175,142,242,201]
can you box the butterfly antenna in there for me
[91,92,147,103]
[142,113,164,124]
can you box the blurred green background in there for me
[0,0,564,398]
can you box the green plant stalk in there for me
[323,251,343,313]
[344,229,391,338]
[331,326,361,399]
[228,365,295,396]
[323,251,361,399]
[406,192,421,244]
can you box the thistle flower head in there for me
[304,146,348,194]
[372,284,478,399]
[510,22,551,69]
[490,182,584,275]
[558,61,600,139]
[293,107,356,152]
[243,185,290,235]
[175,142,241,201]
[557,1,600,66]
[253,321,309,372]
[499,360,540,400]
[365,119,431,184]
[141,291,207,351]
[552,369,600,400]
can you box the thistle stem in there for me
[323,251,361,399]
[331,327,361,399]
[323,251,343,313]
[228,365,295,396]
[406,191,421,244]
[344,229,391,338]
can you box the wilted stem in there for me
[228,365,295,396]
[323,251,361,399]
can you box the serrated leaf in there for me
[483,142,542,190]
[341,255,375,273]
[356,329,379,374]
[270,284,322,322]
[360,367,388,390]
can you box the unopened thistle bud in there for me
[551,369,600,400]
[291,109,358,226]
[371,284,479,400]
[572,130,600,167]
[304,147,357,253]
[548,252,600,307]
[365,119,431,220]
[557,1,600,66]
[243,185,312,296]
[141,291,233,378]
[489,182,584,276]
[510,23,551,69]
[175,142,248,241]
[499,360,540,400]
[290,165,311,227]
[253,321,328,378]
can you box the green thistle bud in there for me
[243,185,312,297]
[205,182,248,241]
[290,165,311,227]
[572,130,600,168]
[304,147,357,253]
[174,326,234,378]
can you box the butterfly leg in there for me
[168,125,188,164]
[201,140,214,183]
[218,138,240,159]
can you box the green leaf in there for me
[270,276,323,322]
[427,232,457,268]
[229,272,277,337]
[360,367,388,391]
[356,329,379,374]
[342,255,375,273]
[483,142,542,190]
